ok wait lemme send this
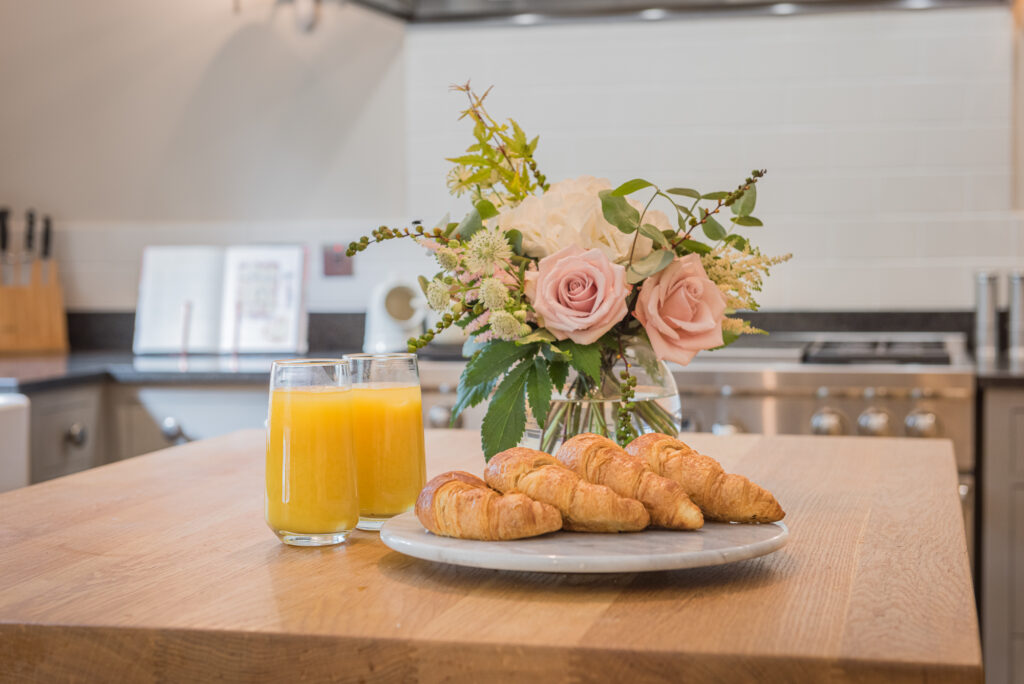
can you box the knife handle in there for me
[25,210,35,251]
[41,216,52,258]
[0,208,8,253]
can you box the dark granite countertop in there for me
[974,358,1024,388]
[0,351,358,393]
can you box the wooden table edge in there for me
[0,622,983,683]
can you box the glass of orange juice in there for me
[343,353,426,531]
[265,359,359,546]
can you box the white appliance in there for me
[363,277,426,353]
[0,394,30,493]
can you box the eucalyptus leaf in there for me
[667,187,701,199]
[681,239,712,255]
[627,249,674,284]
[701,191,729,201]
[724,233,749,250]
[731,185,757,217]
[474,199,499,220]
[599,190,640,234]
[506,228,525,255]
[638,223,669,248]
[732,216,763,227]
[517,328,556,345]
[702,215,728,241]
[610,178,652,197]
[453,207,484,240]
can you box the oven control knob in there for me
[904,409,941,438]
[810,408,847,436]
[857,407,892,437]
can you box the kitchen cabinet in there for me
[27,384,105,483]
[107,385,267,461]
[982,387,1024,684]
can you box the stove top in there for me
[803,340,951,365]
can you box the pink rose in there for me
[634,254,727,365]
[525,245,629,345]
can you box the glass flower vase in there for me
[520,341,682,454]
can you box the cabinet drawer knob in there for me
[64,423,88,447]
[160,417,191,444]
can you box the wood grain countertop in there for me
[0,430,980,683]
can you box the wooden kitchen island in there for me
[0,430,981,683]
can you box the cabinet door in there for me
[110,385,267,460]
[982,389,1024,684]
[29,384,104,483]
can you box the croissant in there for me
[485,447,650,533]
[555,434,703,530]
[626,433,785,523]
[415,470,563,541]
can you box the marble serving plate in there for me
[379,512,789,573]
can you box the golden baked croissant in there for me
[415,471,563,541]
[555,434,703,530]
[484,447,650,533]
[626,433,785,523]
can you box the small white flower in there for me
[426,279,451,312]
[489,310,527,341]
[465,228,512,274]
[479,277,509,311]
[436,247,459,272]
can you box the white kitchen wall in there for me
[1,4,1020,312]
[405,6,1022,310]
[0,0,424,311]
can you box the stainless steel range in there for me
[671,331,976,569]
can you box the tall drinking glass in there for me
[265,359,358,546]
[343,353,427,531]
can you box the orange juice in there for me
[265,386,358,535]
[349,383,426,520]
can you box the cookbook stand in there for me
[0,260,69,353]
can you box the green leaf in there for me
[517,328,556,345]
[724,233,748,250]
[638,223,669,248]
[474,199,499,220]
[732,216,763,227]
[701,191,729,201]
[445,154,490,166]
[481,360,532,459]
[453,208,483,240]
[548,359,569,393]
[610,178,652,197]
[731,185,756,217]
[627,249,674,284]
[667,187,701,199]
[711,327,741,351]
[451,356,495,423]
[464,340,537,387]
[598,190,640,234]
[681,239,712,255]
[559,341,601,383]
[527,357,553,430]
[702,215,728,241]
[417,275,430,295]
[505,228,525,255]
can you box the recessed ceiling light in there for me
[770,3,798,15]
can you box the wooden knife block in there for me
[0,261,69,354]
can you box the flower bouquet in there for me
[349,84,790,459]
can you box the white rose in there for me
[491,175,654,264]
